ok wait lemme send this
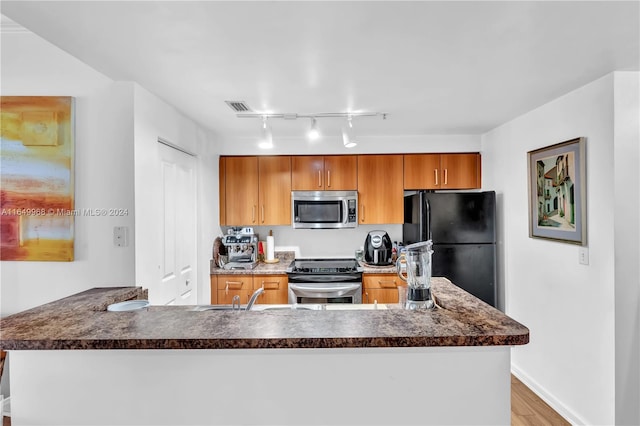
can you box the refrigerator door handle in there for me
[426,198,431,241]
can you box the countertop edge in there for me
[0,334,529,350]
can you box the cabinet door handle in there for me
[434,169,439,186]
[261,205,265,223]
[444,168,448,185]
[327,170,331,188]
[252,205,256,223]
[361,205,365,222]
[378,280,397,288]
[225,281,243,292]
[318,170,322,187]
[365,292,369,304]
[261,280,280,290]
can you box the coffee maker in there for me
[364,230,393,266]
[222,228,258,270]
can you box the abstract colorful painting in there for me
[1,96,75,261]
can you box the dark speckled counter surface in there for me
[0,277,528,351]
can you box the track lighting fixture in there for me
[242,111,387,148]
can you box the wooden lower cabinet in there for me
[215,274,253,305]
[211,273,288,305]
[253,274,288,304]
[210,275,218,304]
[362,274,404,304]
[363,288,399,304]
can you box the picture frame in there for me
[0,96,75,261]
[527,137,586,245]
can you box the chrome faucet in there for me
[231,295,241,311]
[246,287,265,311]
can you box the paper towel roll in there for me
[266,235,275,261]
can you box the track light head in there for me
[308,117,320,141]
[342,116,357,148]
[258,116,273,149]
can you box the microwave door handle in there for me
[342,199,349,225]
[289,284,361,293]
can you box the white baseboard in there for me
[511,365,585,425]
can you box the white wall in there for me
[613,71,640,426]
[0,23,220,396]
[481,73,629,425]
[133,85,219,307]
[219,134,480,156]
[0,29,136,315]
[0,25,137,400]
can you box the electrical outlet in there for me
[579,247,589,265]
[114,226,128,247]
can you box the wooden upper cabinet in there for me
[258,156,292,225]
[219,157,226,226]
[403,153,481,190]
[357,155,404,224]
[291,156,324,190]
[323,155,357,190]
[440,153,481,189]
[404,154,441,189]
[291,155,357,190]
[223,156,291,226]
[224,156,259,225]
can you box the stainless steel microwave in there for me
[291,191,358,229]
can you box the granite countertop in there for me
[211,251,295,274]
[211,251,399,275]
[0,278,528,351]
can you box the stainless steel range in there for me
[286,258,363,304]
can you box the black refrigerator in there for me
[403,191,497,307]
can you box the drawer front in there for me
[362,288,399,304]
[363,274,402,289]
[216,274,253,290]
[253,274,287,290]
[217,289,251,305]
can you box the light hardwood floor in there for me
[0,375,570,426]
[512,374,570,425]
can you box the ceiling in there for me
[1,1,638,142]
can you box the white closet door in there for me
[158,142,197,305]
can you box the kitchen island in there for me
[0,279,528,425]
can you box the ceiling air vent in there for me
[225,101,252,113]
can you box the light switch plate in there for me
[579,247,589,265]
[114,226,128,247]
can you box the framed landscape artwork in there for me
[527,137,586,245]
[0,96,75,261]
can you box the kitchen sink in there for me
[253,304,322,311]
[191,305,245,312]
[191,303,389,312]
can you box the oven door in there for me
[288,282,362,304]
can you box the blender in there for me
[396,240,435,310]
